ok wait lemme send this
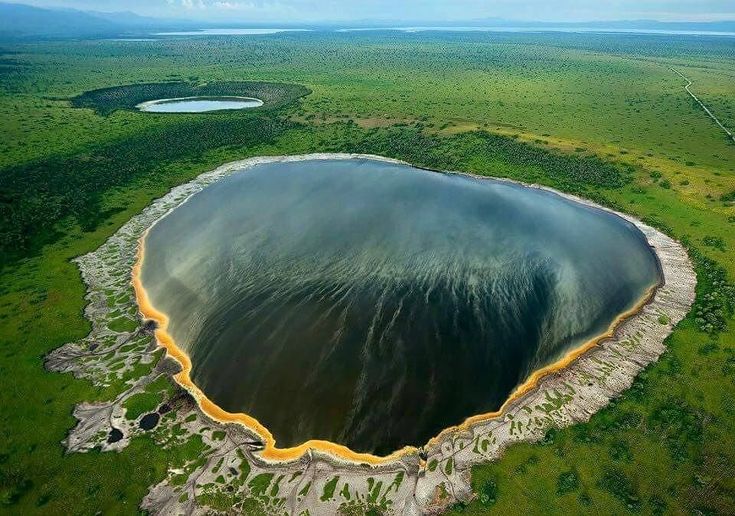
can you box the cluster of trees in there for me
[1,80,312,266]
[686,244,735,335]
[322,124,631,193]
[0,115,634,269]
[72,81,309,115]
[0,114,294,265]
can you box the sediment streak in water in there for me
[136,158,662,457]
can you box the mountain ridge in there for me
[1,1,733,39]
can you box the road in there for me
[671,67,735,144]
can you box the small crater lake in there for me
[136,96,263,113]
[140,158,661,454]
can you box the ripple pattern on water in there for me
[141,159,661,454]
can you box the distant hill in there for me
[1,2,734,39]
[0,2,195,39]
[84,9,195,30]
[0,3,120,37]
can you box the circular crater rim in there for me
[132,154,680,466]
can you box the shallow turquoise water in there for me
[138,96,263,113]
[141,158,661,453]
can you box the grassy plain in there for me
[0,31,734,514]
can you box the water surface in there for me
[141,158,661,454]
[155,28,311,36]
[336,27,735,36]
[137,96,263,113]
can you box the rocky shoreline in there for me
[46,153,697,514]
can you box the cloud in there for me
[179,0,206,9]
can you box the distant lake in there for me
[140,158,661,454]
[155,28,312,36]
[136,96,263,113]
[337,26,735,37]
[151,27,735,38]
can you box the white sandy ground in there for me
[46,154,696,515]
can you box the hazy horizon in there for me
[10,0,735,24]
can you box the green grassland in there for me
[71,80,309,115]
[1,31,734,514]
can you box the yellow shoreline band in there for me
[132,231,658,465]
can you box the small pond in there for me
[136,96,263,113]
[140,158,661,454]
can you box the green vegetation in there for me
[71,80,309,115]
[247,473,274,497]
[445,457,454,475]
[320,476,339,501]
[0,82,306,263]
[557,470,580,495]
[0,30,734,514]
[122,375,171,421]
[478,478,498,506]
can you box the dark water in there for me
[141,158,660,454]
[139,413,160,431]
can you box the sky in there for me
[17,0,735,23]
